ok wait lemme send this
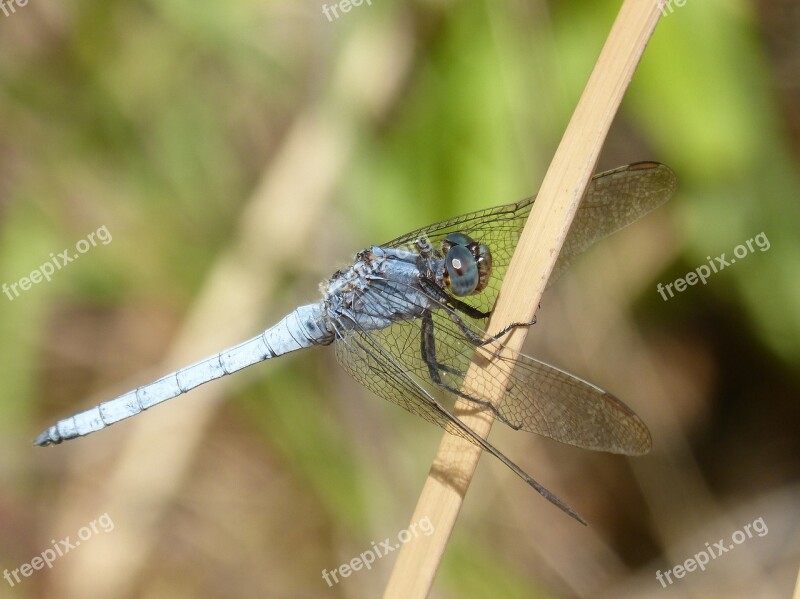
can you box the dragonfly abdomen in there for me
[34,304,332,446]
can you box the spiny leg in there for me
[420,311,521,430]
[419,277,538,347]
[421,311,465,381]
[475,316,538,347]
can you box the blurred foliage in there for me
[1,0,798,597]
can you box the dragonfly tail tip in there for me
[33,429,58,447]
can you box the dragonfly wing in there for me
[329,314,586,523]
[550,162,677,286]
[331,315,468,439]
[349,280,651,455]
[382,162,676,314]
[493,351,652,454]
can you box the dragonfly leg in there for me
[477,315,538,347]
[420,277,537,347]
[420,312,465,377]
[449,296,491,320]
[420,312,521,431]
[419,277,490,319]
[443,304,537,349]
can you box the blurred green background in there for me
[1,0,798,597]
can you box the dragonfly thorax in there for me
[321,246,438,333]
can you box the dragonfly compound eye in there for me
[441,232,475,254]
[474,243,492,293]
[444,244,480,296]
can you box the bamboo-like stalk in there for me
[383,2,665,597]
[793,563,800,599]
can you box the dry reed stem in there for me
[793,563,800,599]
[383,2,665,597]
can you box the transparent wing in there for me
[494,352,651,454]
[383,162,677,314]
[329,314,586,523]
[330,316,473,440]
[550,162,676,283]
[351,280,651,455]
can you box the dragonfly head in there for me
[441,232,492,296]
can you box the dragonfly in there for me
[35,162,676,524]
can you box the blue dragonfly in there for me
[36,162,676,523]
